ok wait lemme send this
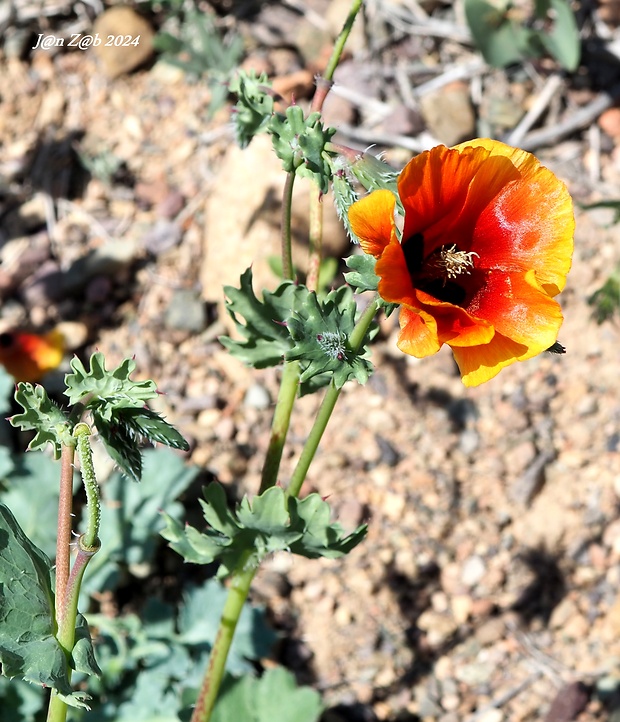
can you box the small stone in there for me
[243,383,271,410]
[164,289,207,333]
[142,220,183,254]
[475,618,505,646]
[92,7,155,78]
[451,595,473,624]
[544,681,590,722]
[419,82,476,146]
[417,610,458,646]
[476,710,503,722]
[461,555,486,588]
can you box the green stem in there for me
[311,0,363,113]
[281,171,296,280]
[189,557,257,722]
[259,361,300,493]
[287,296,380,499]
[48,543,99,722]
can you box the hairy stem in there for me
[74,424,101,550]
[189,557,257,722]
[306,184,323,293]
[259,361,300,493]
[287,296,380,499]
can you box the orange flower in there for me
[348,140,574,386]
[0,329,65,383]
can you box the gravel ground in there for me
[2,2,620,720]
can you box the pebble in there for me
[476,710,503,722]
[243,383,272,410]
[164,289,207,333]
[92,7,155,78]
[142,220,183,255]
[461,555,486,588]
[419,81,476,146]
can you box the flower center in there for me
[402,233,481,306]
[426,244,479,284]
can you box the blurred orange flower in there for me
[348,139,574,386]
[0,329,65,383]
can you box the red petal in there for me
[466,269,563,354]
[398,145,521,254]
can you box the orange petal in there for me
[375,237,418,306]
[348,189,396,258]
[398,145,521,254]
[466,269,563,356]
[396,307,441,358]
[415,293,495,348]
[452,333,529,386]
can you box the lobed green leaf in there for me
[10,383,73,458]
[163,483,367,575]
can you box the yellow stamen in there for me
[429,244,479,282]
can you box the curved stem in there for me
[311,0,364,114]
[190,558,257,722]
[281,171,296,280]
[259,361,300,493]
[287,296,380,499]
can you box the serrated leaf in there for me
[10,383,72,458]
[286,287,374,389]
[268,107,336,193]
[344,253,380,293]
[0,504,95,705]
[94,410,143,483]
[288,494,367,559]
[64,352,157,414]
[164,484,366,575]
[229,71,275,148]
[111,407,190,451]
[219,268,306,369]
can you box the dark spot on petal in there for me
[0,333,14,348]
[418,278,467,305]
[402,232,424,277]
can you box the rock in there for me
[201,134,349,314]
[92,7,155,78]
[461,555,486,588]
[164,289,207,333]
[243,383,272,410]
[141,220,183,254]
[419,82,476,146]
[544,681,590,722]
